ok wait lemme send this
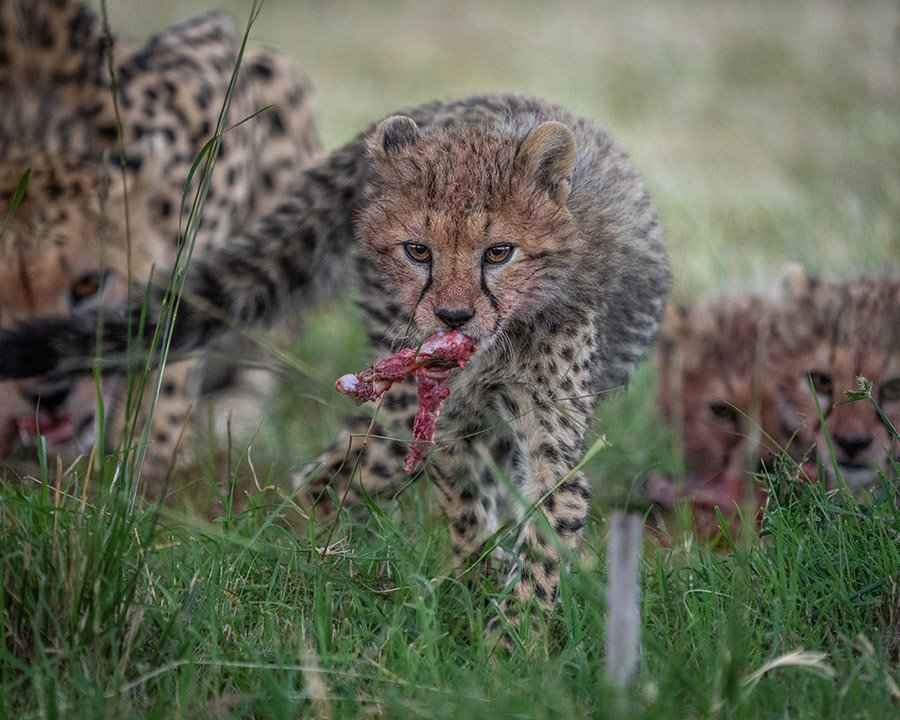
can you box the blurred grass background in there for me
[103,0,899,295]
[99,0,899,491]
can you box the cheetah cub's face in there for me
[358,116,580,347]
[0,155,164,459]
[655,297,808,479]
[778,272,900,491]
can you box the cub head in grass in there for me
[777,269,900,492]
[655,292,812,481]
[651,284,824,541]
[0,151,169,460]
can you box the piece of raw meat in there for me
[335,330,477,472]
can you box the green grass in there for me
[3,0,899,717]
[2,456,898,718]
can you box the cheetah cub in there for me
[0,96,671,610]
[0,0,321,486]
[305,102,671,614]
[776,269,900,492]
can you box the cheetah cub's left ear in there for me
[515,121,576,205]
[367,115,421,167]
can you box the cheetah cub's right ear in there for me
[515,121,576,205]
[367,115,421,168]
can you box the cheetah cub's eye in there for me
[879,378,900,403]
[708,401,740,424]
[807,370,833,396]
[483,243,514,265]
[402,242,432,264]
[70,272,107,307]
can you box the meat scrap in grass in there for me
[643,461,819,543]
[335,330,477,473]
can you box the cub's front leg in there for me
[495,315,600,614]
[504,402,592,610]
[429,385,593,615]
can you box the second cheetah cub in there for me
[304,96,670,613]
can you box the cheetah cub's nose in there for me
[832,432,873,460]
[434,307,475,330]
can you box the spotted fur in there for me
[655,267,899,507]
[324,101,669,616]
[776,269,900,492]
[655,290,813,481]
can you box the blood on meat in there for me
[335,330,477,472]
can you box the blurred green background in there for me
[102,0,898,296]
[96,0,899,486]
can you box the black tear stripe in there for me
[480,267,500,312]
[418,268,433,308]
